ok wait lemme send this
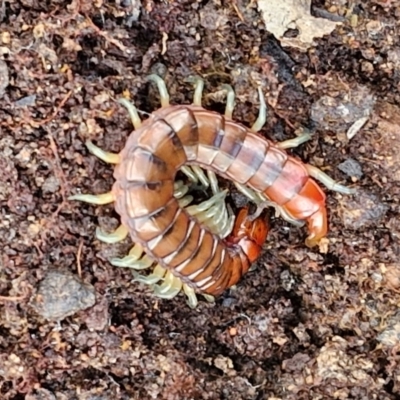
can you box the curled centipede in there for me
[70,75,355,308]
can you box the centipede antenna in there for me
[180,166,198,182]
[68,192,115,205]
[277,131,312,149]
[85,140,121,164]
[183,284,198,308]
[95,224,129,244]
[251,87,267,133]
[191,77,204,106]
[146,74,170,108]
[305,164,357,195]
[221,84,235,119]
[118,98,142,130]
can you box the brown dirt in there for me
[0,1,399,399]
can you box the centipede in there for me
[70,75,355,308]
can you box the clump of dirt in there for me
[0,1,399,399]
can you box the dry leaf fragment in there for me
[257,0,341,50]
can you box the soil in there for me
[1,1,399,399]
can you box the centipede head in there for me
[226,207,269,263]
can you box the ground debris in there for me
[338,191,389,230]
[257,0,341,50]
[31,270,96,321]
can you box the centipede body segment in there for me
[70,75,355,306]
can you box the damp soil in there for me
[0,1,399,399]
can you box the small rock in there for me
[337,158,363,179]
[15,94,37,107]
[31,270,96,321]
[0,59,9,98]
[311,85,375,133]
[377,311,400,347]
[41,175,60,194]
[339,191,389,230]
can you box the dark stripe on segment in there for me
[225,133,269,184]
[148,209,190,259]
[191,238,224,283]
[161,106,199,160]
[178,229,216,278]
[136,120,187,170]
[165,219,202,268]
[125,179,174,218]
[128,198,180,242]
[123,146,175,185]
[212,114,226,148]
[247,146,289,193]
[219,120,247,159]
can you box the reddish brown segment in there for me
[112,105,327,295]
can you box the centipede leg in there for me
[251,88,267,133]
[96,225,129,244]
[173,180,190,199]
[190,76,204,106]
[222,84,235,119]
[180,165,198,182]
[305,164,356,195]
[118,98,142,130]
[110,243,144,266]
[133,264,166,284]
[85,140,121,164]
[68,192,115,205]
[153,271,183,299]
[147,74,170,108]
[191,166,210,187]
[276,131,312,150]
[183,284,198,309]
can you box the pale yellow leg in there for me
[306,164,356,195]
[96,225,129,244]
[173,180,190,198]
[191,166,209,187]
[183,284,198,309]
[180,166,198,182]
[111,254,154,270]
[202,294,215,303]
[221,84,235,119]
[191,77,204,106]
[276,132,312,149]
[153,271,183,299]
[251,88,267,132]
[118,98,142,130]
[133,264,166,285]
[207,170,219,195]
[85,140,120,164]
[110,243,144,266]
[147,74,170,108]
[68,192,114,205]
